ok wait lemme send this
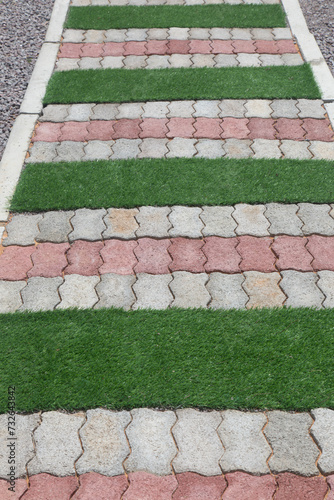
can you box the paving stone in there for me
[310,408,334,474]
[248,118,276,140]
[95,273,135,309]
[167,117,195,138]
[100,240,137,275]
[66,103,93,122]
[230,28,252,40]
[57,275,100,309]
[214,54,238,67]
[167,100,195,117]
[169,238,205,273]
[167,137,197,157]
[28,242,69,278]
[132,273,173,309]
[174,473,227,500]
[273,236,313,271]
[219,100,246,117]
[40,104,70,122]
[192,100,220,118]
[169,206,203,237]
[139,137,168,157]
[192,54,215,67]
[189,28,211,39]
[237,53,261,67]
[0,245,34,280]
[125,28,147,41]
[189,40,211,54]
[26,141,58,162]
[146,54,169,68]
[234,204,269,236]
[327,476,334,500]
[304,118,334,142]
[0,280,25,312]
[317,271,334,308]
[168,54,192,67]
[66,240,103,276]
[63,29,85,43]
[252,138,281,158]
[168,27,189,40]
[116,102,144,119]
[36,211,74,243]
[201,206,236,237]
[251,28,274,40]
[142,101,170,118]
[56,57,80,71]
[148,28,169,40]
[33,122,63,142]
[73,473,128,499]
[309,141,334,160]
[105,29,127,42]
[281,53,303,65]
[123,55,147,68]
[266,204,303,235]
[87,121,115,141]
[275,473,328,500]
[83,140,113,160]
[0,478,27,499]
[92,103,120,120]
[245,100,272,118]
[112,118,141,139]
[280,139,312,159]
[140,117,168,138]
[3,213,42,246]
[272,27,292,40]
[260,54,284,65]
[223,472,276,500]
[275,118,305,140]
[210,28,231,40]
[20,276,63,311]
[207,273,247,309]
[136,206,171,237]
[111,138,141,159]
[281,271,324,308]
[56,141,85,161]
[170,271,210,308]
[238,236,275,272]
[223,139,253,158]
[243,271,285,308]
[297,99,326,119]
[124,472,177,500]
[298,203,334,235]
[195,139,225,158]
[271,99,298,119]
[307,235,334,270]
[124,409,177,475]
[134,238,171,274]
[264,411,320,475]
[60,121,88,142]
[101,56,125,69]
[84,30,105,43]
[203,236,240,273]
[69,208,106,242]
[103,208,139,239]
[24,474,78,499]
[194,118,222,139]
[28,411,85,476]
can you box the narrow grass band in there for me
[1,308,333,412]
[11,158,334,212]
[44,66,320,104]
[65,5,286,30]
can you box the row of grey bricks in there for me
[1,408,333,479]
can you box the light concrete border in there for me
[0,0,70,221]
[281,0,334,102]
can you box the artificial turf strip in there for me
[11,158,334,212]
[43,66,320,104]
[1,308,333,412]
[65,4,286,30]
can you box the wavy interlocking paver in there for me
[280,271,324,308]
[20,277,63,311]
[203,236,240,273]
[307,235,334,270]
[124,472,177,499]
[273,236,313,271]
[207,273,247,309]
[298,204,334,235]
[169,238,206,273]
[57,275,100,309]
[169,206,203,238]
[28,242,69,278]
[65,240,103,275]
[243,271,285,308]
[0,246,34,281]
[317,271,334,308]
[134,238,172,274]
[136,206,171,237]
[3,214,42,247]
[310,408,334,475]
[275,473,328,500]
[170,271,210,307]
[103,208,139,239]
[95,273,135,309]
[100,240,137,274]
[234,204,269,236]
[23,474,78,500]
[36,211,74,243]
[238,236,275,272]
[132,273,173,309]
[174,473,227,500]
[222,472,276,500]
[72,473,128,500]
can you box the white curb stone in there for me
[45,0,71,43]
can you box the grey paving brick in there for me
[57,275,100,309]
[92,103,120,120]
[136,206,171,237]
[62,29,85,43]
[214,54,238,67]
[271,100,299,119]
[234,204,269,236]
[266,203,303,235]
[101,56,125,69]
[231,28,252,40]
[83,140,113,160]
[37,211,74,243]
[84,29,106,43]
[260,54,283,66]
[147,28,169,40]
[146,55,169,69]
[210,28,231,40]
[272,27,292,40]
[309,141,334,160]
[297,99,326,119]
[243,272,285,308]
[95,274,135,310]
[125,28,147,41]
[116,102,144,119]
[195,139,225,158]
[76,409,131,476]
[56,141,85,162]
[28,411,85,476]
[168,54,192,67]
[0,413,40,478]
[139,138,168,157]
[123,55,147,69]
[124,409,177,475]
[26,142,58,163]
[251,28,274,40]
[111,139,141,159]
[264,411,320,476]
[280,271,325,308]
[133,274,173,309]
[0,281,25,313]
[168,28,189,40]
[188,28,210,39]
[79,56,102,70]
[69,208,106,242]
[170,272,210,308]
[169,206,203,237]
[237,54,261,67]
[66,104,93,122]
[193,100,220,118]
[40,104,69,122]
[280,140,312,159]
[207,274,247,309]
[317,271,334,308]
[298,203,334,235]
[219,410,270,474]
[281,53,303,65]
[167,100,195,117]
[223,139,253,158]
[20,277,63,311]
[105,29,127,42]
[201,206,236,237]
[172,409,222,475]
[310,408,334,474]
[245,100,272,118]
[252,139,281,158]
[219,100,246,118]
[56,58,80,71]
[103,208,139,239]
[142,101,170,118]
[166,138,197,158]
[3,213,42,246]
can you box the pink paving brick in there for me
[232,40,256,54]
[139,118,169,138]
[247,118,276,140]
[65,240,103,276]
[327,475,334,500]
[174,473,227,500]
[87,120,116,141]
[59,43,83,58]
[168,40,190,55]
[222,472,276,500]
[60,121,89,142]
[307,235,334,271]
[189,40,212,54]
[211,40,234,54]
[134,238,172,274]
[272,236,313,271]
[32,122,63,142]
[203,236,240,273]
[112,119,141,139]
[276,39,298,54]
[238,236,276,272]
[275,473,328,500]
[302,118,334,142]
[221,118,249,139]
[73,473,128,500]
[146,40,169,55]
[28,242,70,278]
[100,240,137,275]
[123,472,177,500]
[169,238,206,273]
[0,246,34,281]
[123,41,147,56]
[0,478,27,500]
[167,117,195,138]
[193,118,222,139]
[102,42,125,57]
[275,118,305,140]
[24,474,78,499]
[254,40,279,54]
[81,43,104,58]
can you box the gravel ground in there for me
[0,0,333,162]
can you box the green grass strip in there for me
[44,66,320,104]
[65,5,286,30]
[11,158,334,212]
[1,308,333,412]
